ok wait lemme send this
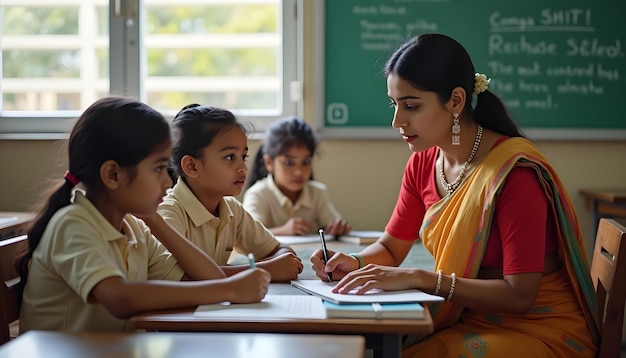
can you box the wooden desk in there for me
[134,241,435,358]
[132,301,432,358]
[579,189,626,237]
[0,212,35,241]
[0,331,365,358]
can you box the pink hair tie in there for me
[64,170,79,186]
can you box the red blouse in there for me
[386,140,558,275]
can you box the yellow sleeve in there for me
[50,217,126,303]
[231,198,280,259]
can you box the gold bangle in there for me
[433,269,442,296]
[447,272,456,301]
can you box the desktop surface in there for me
[0,331,365,358]
[133,240,435,358]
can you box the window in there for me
[0,0,299,137]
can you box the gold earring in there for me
[452,113,460,146]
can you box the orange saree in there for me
[403,138,598,357]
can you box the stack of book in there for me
[323,301,424,319]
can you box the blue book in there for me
[323,301,424,320]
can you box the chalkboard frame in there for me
[312,1,626,141]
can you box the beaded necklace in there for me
[438,125,483,195]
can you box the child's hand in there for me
[324,218,352,236]
[258,252,303,282]
[310,249,359,282]
[280,217,310,235]
[225,268,271,303]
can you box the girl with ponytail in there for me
[18,97,270,334]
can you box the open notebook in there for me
[194,295,326,319]
[291,279,444,304]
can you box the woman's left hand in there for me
[332,264,420,294]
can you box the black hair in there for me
[170,104,249,184]
[246,116,317,188]
[384,33,524,138]
[18,97,170,287]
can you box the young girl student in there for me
[18,97,271,333]
[243,116,351,237]
[157,104,303,282]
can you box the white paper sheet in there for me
[291,279,444,304]
[275,234,336,245]
[0,216,18,225]
[194,295,326,319]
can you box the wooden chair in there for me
[590,218,626,357]
[0,235,27,345]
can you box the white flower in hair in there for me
[473,73,491,95]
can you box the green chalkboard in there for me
[318,1,626,139]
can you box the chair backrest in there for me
[590,218,626,357]
[0,235,27,345]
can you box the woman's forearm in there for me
[359,233,414,266]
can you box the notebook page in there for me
[194,295,326,319]
[291,279,444,304]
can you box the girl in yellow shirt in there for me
[158,104,303,282]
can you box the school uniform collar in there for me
[171,178,234,227]
[72,189,134,244]
[266,174,313,209]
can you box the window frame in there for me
[0,0,301,138]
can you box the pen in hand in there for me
[248,253,256,269]
[318,229,333,283]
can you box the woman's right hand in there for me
[224,268,271,303]
[310,249,360,281]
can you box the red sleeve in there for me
[492,166,548,275]
[385,148,439,241]
[386,146,554,275]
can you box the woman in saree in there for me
[310,33,598,357]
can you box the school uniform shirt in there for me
[157,178,279,265]
[19,190,185,333]
[242,174,341,234]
